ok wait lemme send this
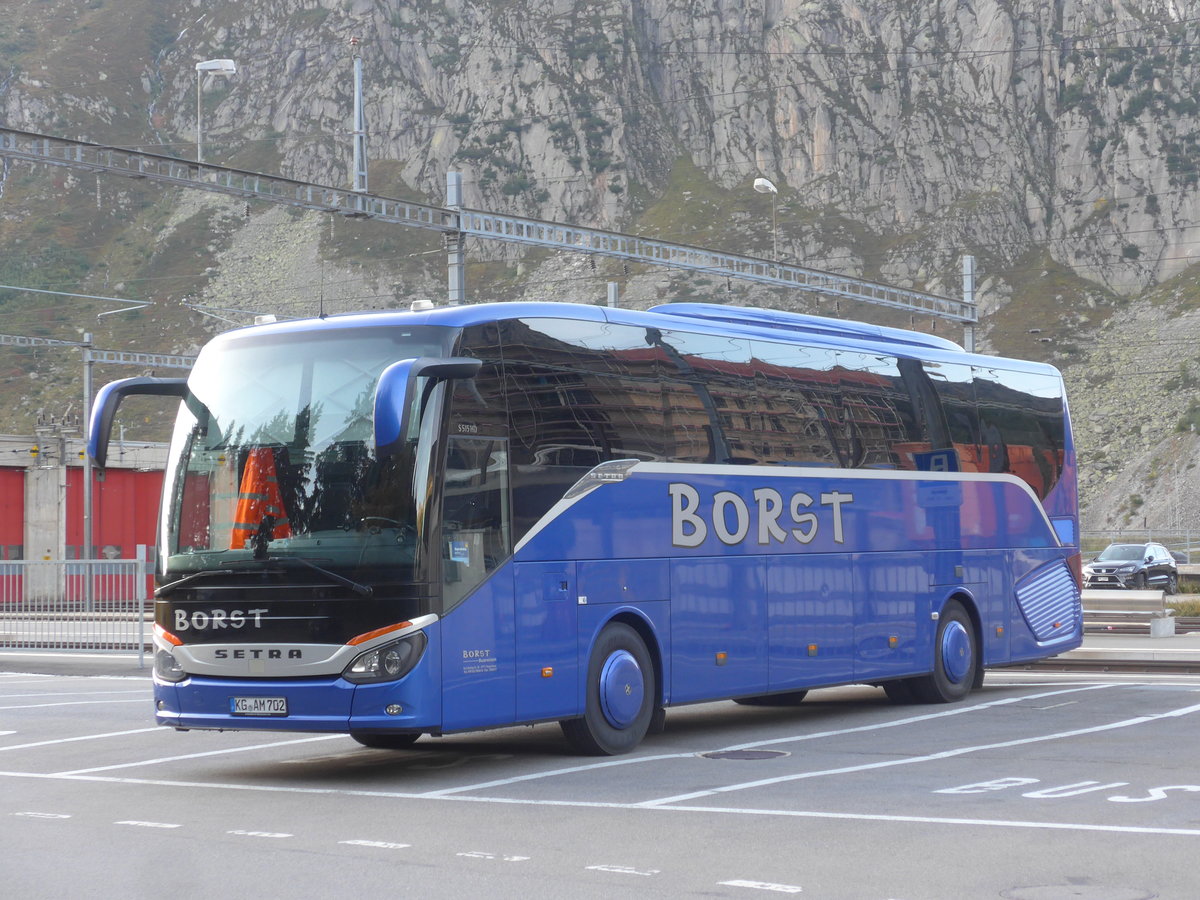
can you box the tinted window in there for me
[500,319,666,538]
[451,324,508,439]
[834,351,921,469]
[923,360,979,471]
[750,340,839,466]
[659,329,757,463]
[975,366,1065,499]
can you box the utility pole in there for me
[82,333,93,609]
[446,172,465,306]
[962,256,976,352]
[350,37,368,195]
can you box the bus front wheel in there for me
[561,623,656,755]
[350,731,422,750]
[910,601,977,703]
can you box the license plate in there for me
[230,696,288,716]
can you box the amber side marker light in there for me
[154,624,183,646]
[347,622,413,646]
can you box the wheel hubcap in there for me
[941,620,972,684]
[599,649,644,729]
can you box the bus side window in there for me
[749,340,839,466]
[924,361,980,472]
[835,351,918,469]
[973,367,1065,499]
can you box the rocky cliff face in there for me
[3,0,1200,531]
[138,0,1200,294]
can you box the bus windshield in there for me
[159,325,453,585]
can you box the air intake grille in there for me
[1015,561,1080,641]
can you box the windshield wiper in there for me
[264,555,374,598]
[156,569,237,598]
[157,558,373,599]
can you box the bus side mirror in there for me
[374,356,481,458]
[89,376,189,468]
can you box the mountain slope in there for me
[3,0,1200,531]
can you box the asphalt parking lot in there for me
[2,654,1200,899]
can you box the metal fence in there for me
[1082,531,1199,562]
[0,559,149,662]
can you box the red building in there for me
[0,430,165,561]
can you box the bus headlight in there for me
[343,632,427,684]
[155,649,187,683]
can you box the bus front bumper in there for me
[154,671,439,734]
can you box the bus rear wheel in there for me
[350,731,422,750]
[561,623,656,756]
[910,601,977,703]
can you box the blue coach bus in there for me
[89,301,1081,754]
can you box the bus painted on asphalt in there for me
[89,301,1082,754]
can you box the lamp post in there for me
[753,177,779,260]
[195,58,237,162]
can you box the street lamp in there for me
[753,177,779,260]
[195,58,237,162]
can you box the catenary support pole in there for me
[351,38,367,195]
[962,256,976,352]
[82,332,93,610]
[446,172,465,306]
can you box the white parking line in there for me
[720,684,1117,752]
[1,690,149,700]
[52,733,347,774]
[420,752,694,797]
[3,768,1198,838]
[421,685,1114,798]
[0,699,149,710]
[587,864,660,876]
[638,699,1200,807]
[665,802,1200,836]
[0,727,162,752]
[228,829,292,838]
[719,880,804,894]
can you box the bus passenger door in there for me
[514,562,578,721]
[439,435,516,731]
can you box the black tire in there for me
[350,731,422,750]
[560,622,656,755]
[1167,573,1179,595]
[733,690,808,707]
[882,678,917,704]
[1133,573,1147,590]
[910,601,978,704]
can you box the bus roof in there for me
[221,301,1055,376]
